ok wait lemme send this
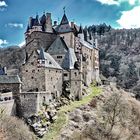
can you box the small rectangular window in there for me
[57,56,62,59]
[64,73,68,77]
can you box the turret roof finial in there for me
[63,6,66,14]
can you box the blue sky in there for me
[0,0,140,47]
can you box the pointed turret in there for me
[40,12,46,31]
[40,12,46,25]
[60,13,69,25]
[78,25,83,34]
[55,12,72,33]
[78,25,84,40]
[34,14,40,26]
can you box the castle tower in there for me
[45,13,53,33]
[56,9,75,48]
[25,15,42,38]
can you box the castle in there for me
[0,11,99,118]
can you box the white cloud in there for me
[117,6,140,29]
[96,0,119,5]
[18,41,25,47]
[6,23,24,28]
[0,39,8,46]
[129,0,136,5]
[0,1,7,7]
[96,0,140,6]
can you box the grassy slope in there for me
[42,85,101,140]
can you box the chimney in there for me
[71,22,74,29]
[54,21,57,26]
[45,13,53,33]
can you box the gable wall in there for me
[21,52,46,92]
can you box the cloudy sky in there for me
[0,0,140,47]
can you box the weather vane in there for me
[63,6,66,14]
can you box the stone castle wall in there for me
[17,92,52,118]
[45,68,62,98]
[70,69,82,100]
[21,51,46,92]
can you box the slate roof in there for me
[80,39,93,50]
[0,75,21,84]
[47,37,68,54]
[54,13,72,33]
[37,49,62,69]
[62,48,77,70]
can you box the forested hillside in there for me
[96,28,140,96]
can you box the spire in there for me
[79,25,83,34]
[60,7,69,25]
[63,6,66,14]
[34,14,40,26]
[40,12,46,25]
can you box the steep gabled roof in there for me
[47,37,68,54]
[62,48,77,70]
